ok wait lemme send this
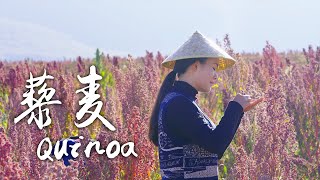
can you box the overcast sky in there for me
[0,0,319,60]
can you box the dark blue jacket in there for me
[158,80,244,179]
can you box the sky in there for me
[0,0,319,60]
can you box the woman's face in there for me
[193,58,219,92]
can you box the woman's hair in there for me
[149,57,208,146]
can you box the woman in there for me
[149,31,264,179]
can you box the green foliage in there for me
[0,87,9,130]
[219,148,235,179]
[93,49,115,97]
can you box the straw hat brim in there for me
[162,56,236,72]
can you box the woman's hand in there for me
[233,94,265,112]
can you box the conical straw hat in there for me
[162,31,236,72]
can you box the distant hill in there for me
[0,17,96,61]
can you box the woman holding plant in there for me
[149,31,264,179]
